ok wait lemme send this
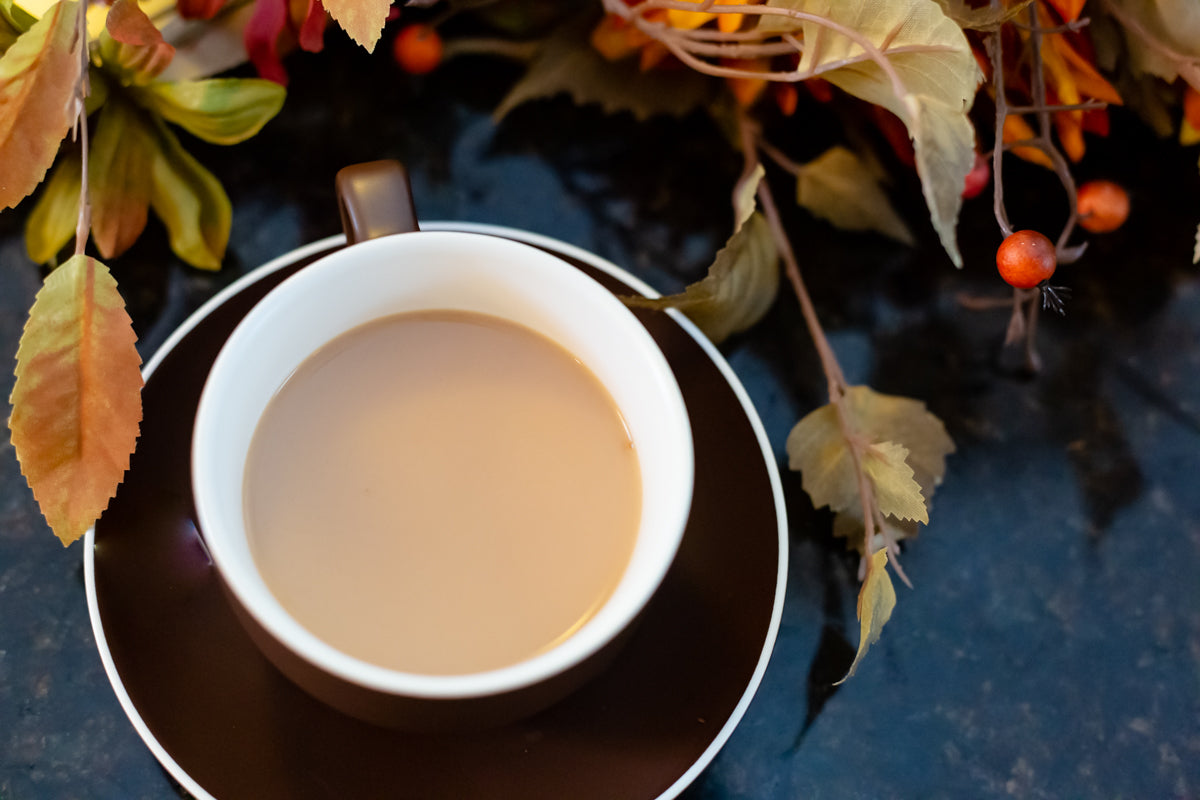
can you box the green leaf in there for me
[862,441,928,523]
[1,0,36,52]
[763,0,982,266]
[132,78,285,145]
[25,149,80,263]
[10,254,142,545]
[89,96,153,259]
[837,547,895,683]
[146,117,230,270]
[624,211,779,344]
[495,13,716,122]
[796,145,914,244]
[0,0,82,211]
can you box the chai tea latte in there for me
[243,310,642,675]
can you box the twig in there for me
[740,112,895,585]
[72,0,90,256]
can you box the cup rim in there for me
[192,230,694,699]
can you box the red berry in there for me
[393,24,442,75]
[1076,179,1129,233]
[962,151,991,199]
[996,230,1056,289]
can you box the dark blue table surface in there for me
[3,32,1199,800]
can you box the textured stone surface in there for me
[2,31,1198,800]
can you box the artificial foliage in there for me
[3,0,1197,676]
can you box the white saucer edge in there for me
[83,223,790,800]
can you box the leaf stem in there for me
[741,111,886,575]
[73,0,90,257]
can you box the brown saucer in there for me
[85,224,787,800]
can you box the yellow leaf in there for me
[764,0,982,266]
[841,385,955,497]
[785,402,860,514]
[24,149,79,263]
[89,96,153,259]
[624,211,779,343]
[837,547,895,683]
[863,441,928,523]
[733,162,764,230]
[0,0,81,211]
[786,385,954,517]
[10,254,143,545]
[133,78,286,145]
[147,116,230,270]
[796,145,914,244]
[322,0,388,53]
[833,510,918,554]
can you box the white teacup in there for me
[191,162,693,728]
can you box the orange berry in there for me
[393,24,442,75]
[997,230,1056,289]
[1076,179,1129,233]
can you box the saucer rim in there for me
[83,224,789,800]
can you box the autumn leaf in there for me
[496,12,716,122]
[932,0,1032,31]
[624,212,779,344]
[862,441,928,523]
[99,0,175,84]
[763,0,982,266]
[10,254,143,545]
[146,116,231,270]
[25,150,80,263]
[837,547,896,683]
[795,145,914,244]
[323,0,387,52]
[1104,0,1200,90]
[0,0,81,211]
[133,78,286,144]
[786,385,954,519]
[89,96,154,259]
[733,162,764,228]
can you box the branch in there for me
[72,0,90,256]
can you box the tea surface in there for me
[244,310,641,674]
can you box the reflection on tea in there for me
[243,310,642,674]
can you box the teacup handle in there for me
[335,160,420,244]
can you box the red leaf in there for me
[244,0,289,85]
[296,0,327,53]
[10,254,143,545]
[103,0,175,80]
[175,0,227,20]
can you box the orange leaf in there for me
[1184,85,1200,130]
[0,0,81,211]
[88,97,152,258]
[101,0,175,82]
[1003,115,1053,168]
[1044,0,1085,23]
[322,0,388,52]
[10,254,143,545]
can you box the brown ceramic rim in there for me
[85,224,788,800]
